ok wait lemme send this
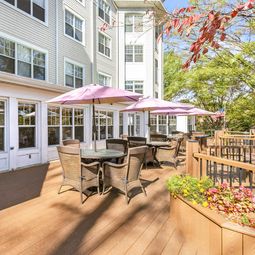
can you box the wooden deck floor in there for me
[0,162,185,255]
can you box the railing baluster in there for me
[230,166,233,187]
[249,171,253,190]
[213,161,217,185]
[221,163,224,184]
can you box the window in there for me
[0,37,15,74]
[74,109,84,141]
[0,101,5,151]
[119,112,123,137]
[65,61,83,88]
[98,33,111,57]
[158,115,167,134]
[48,106,60,146]
[128,113,140,136]
[98,72,111,86]
[62,108,73,140]
[168,116,177,134]
[18,103,36,148]
[125,81,143,94]
[125,45,143,62]
[0,36,46,80]
[65,9,83,43]
[155,91,159,98]
[48,106,84,144]
[95,110,114,140]
[150,114,157,134]
[4,0,46,22]
[125,14,143,32]
[98,0,110,24]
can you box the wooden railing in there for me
[186,140,255,189]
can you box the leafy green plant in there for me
[167,175,213,205]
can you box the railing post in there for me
[214,130,225,146]
[186,140,199,177]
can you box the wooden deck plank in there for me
[142,218,176,255]
[0,163,179,255]
[161,230,183,255]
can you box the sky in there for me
[163,0,190,11]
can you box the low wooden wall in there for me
[170,195,255,255]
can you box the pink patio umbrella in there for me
[121,97,193,141]
[185,108,215,116]
[48,84,142,151]
[151,108,190,115]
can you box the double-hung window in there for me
[158,115,167,134]
[65,61,83,88]
[125,14,143,32]
[98,0,110,24]
[98,33,111,58]
[96,110,114,140]
[125,45,143,62]
[0,101,5,151]
[98,72,111,86]
[0,36,46,80]
[65,9,84,43]
[74,109,84,141]
[128,113,140,137]
[4,0,46,22]
[48,106,60,146]
[125,81,143,94]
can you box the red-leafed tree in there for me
[158,0,255,68]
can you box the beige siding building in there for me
[0,0,168,172]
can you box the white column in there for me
[176,116,188,133]
[9,97,18,170]
[41,102,48,163]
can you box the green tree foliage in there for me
[164,42,255,131]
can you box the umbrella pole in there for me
[147,111,151,143]
[92,101,97,152]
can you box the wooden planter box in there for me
[170,195,255,255]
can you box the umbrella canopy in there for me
[48,84,142,151]
[186,108,215,116]
[121,97,193,112]
[121,97,193,142]
[48,84,141,105]
[151,108,190,115]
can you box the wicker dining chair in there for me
[127,136,147,147]
[57,146,100,203]
[102,146,148,204]
[150,134,167,142]
[106,139,128,153]
[156,138,183,168]
[62,139,80,148]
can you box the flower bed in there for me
[167,175,255,228]
[167,175,255,254]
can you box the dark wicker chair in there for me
[156,137,183,168]
[106,139,128,153]
[127,136,146,147]
[102,146,148,204]
[62,139,80,148]
[57,146,100,203]
[150,134,167,142]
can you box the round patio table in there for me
[80,148,125,163]
[194,135,210,151]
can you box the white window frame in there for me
[64,7,85,45]
[48,105,85,146]
[98,32,112,59]
[125,14,143,33]
[64,57,85,89]
[98,0,111,25]
[47,106,60,146]
[98,71,112,87]
[0,99,7,153]
[125,45,143,63]
[1,0,48,26]
[0,32,48,81]
[128,113,141,137]
[95,110,114,141]
[125,80,143,94]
